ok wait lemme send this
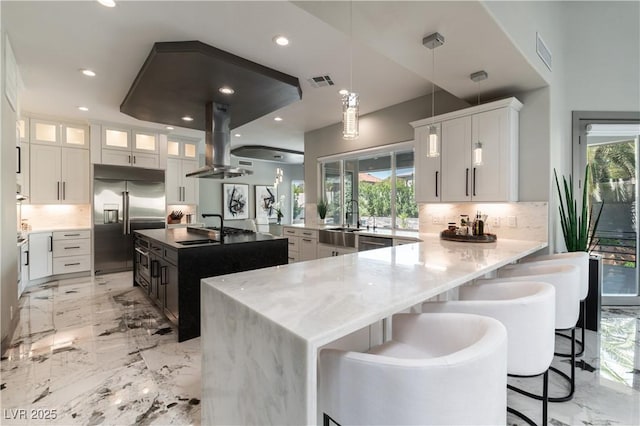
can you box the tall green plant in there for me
[317,198,328,220]
[554,164,603,252]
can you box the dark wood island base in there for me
[133,228,287,341]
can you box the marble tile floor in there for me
[1,272,638,425]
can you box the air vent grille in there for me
[307,75,334,88]
[536,32,552,71]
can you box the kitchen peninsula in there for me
[201,235,547,425]
[133,227,287,341]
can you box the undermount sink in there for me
[319,228,358,248]
[176,239,219,246]
[327,227,362,233]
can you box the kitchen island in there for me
[200,235,547,425]
[134,227,287,341]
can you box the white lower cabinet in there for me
[317,244,357,258]
[29,232,53,280]
[283,227,318,263]
[52,230,91,275]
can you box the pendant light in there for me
[342,1,359,140]
[470,70,488,166]
[274,167,283,189]
[423,32,444,157]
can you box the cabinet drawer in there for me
[283,227,298,237]
[287,253,299,263]
[53,255,90,274]
[163,247,178,265]
[299,229,318,239]
[53,230,90,240]
[287,236,299,251]
[53,238,90,257]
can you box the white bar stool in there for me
[318,313,508,426]
[422,281,556,426]
[492,263,581,403]
[515,252,589,357]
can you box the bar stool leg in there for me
[549,328,576,402]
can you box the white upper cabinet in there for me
[100,125,160,168]
[411,97,522,203]
[414,124,441,202]
[30,119,60,145]
[30,145,89,204]
[166,158,198,204]
[17,118,29,142]
[30,118,89,148]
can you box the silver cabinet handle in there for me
[57,182,60,200]
[133,155,136,164]
[435,171,439,197]
[64,246,80,250]
[128,155,131,164]
[49,236,53,252]
[64,262,81,267]
[64,233,80,237]
[302,238,312,242]
[473,167,477,196]
[465,168,469,197]
[63,181,66,200]
[25,250,29,266]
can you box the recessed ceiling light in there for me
[166,126,174,130]
[81,69,96,77]
[273,35,289,46]
[338,89,349,96]
[219,87,235,95]
[234,133,241,137]
[274,117,283,122]
[97,0,116,7]
[182,116,194,122]
[78,106,89,111]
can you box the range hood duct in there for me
[186,102,252,179]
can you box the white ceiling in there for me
[3,1,546,153]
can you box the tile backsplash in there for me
[21,204,92,230]
[419,202,548,242]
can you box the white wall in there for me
[197,159,304,227]
[1,13,20,347]
[482,0,639,252]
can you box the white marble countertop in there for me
[202,234,546,348]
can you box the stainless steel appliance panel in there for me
[93,169,166,275]
[358,235,393,252]
[127,180,166,221]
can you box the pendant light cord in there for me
[349,0,353,93]
[431,46,435,120]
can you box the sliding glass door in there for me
[574,112,640,305]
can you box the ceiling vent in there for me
[307,75,334,88]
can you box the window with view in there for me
[320,144,418,231]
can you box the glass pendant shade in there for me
[342,92,359,140]
[473,141,483,166]
[427,125,439,157]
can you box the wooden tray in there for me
[440,230,497,243]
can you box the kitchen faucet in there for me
[345,199,360,228]
[202,213,224,234]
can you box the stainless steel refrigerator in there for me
[94,164,166,275]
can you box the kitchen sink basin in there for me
[176,239,219,246]
[319,228,358,248]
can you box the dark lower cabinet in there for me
[133,233,288,341]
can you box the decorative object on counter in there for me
[223,183,249,220]
[255,185,276,221]
[275,208,284,225]
[554,164,603,252]
[168,210,184,224]
[440,229,497,243]
[317,198,328,221]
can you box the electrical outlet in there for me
[492,217,500,228]
[432,215,442,225]
[507,216,517,228]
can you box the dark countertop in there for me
[135,228,281,249]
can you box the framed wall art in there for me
[255,185,276,221]
[222,183,249,220]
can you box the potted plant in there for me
[554,164,604,332]
[554,164,603,252]
[275,208,284,225]
[317,198,327,221]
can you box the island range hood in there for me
[120,40,302,179]
[186,102,248,179]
